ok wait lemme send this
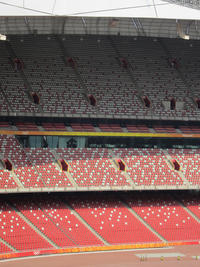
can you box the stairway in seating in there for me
[120,196,167,243]
[62,200,109,246]
[10,202,58,249]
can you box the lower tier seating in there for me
[0,242,13,253]
[0,192,198,254]
[68,195,161,244]
[0,201,53,251]
[178,193,200,219]
[124,192,200,242]
[36,196,103,246]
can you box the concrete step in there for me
[11,171,24,188]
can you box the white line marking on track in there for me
[0,246,174,263]
[136,252,185,258]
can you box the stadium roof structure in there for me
[163,0,200,10]
[0,0,200,19]
[0,1,200,39]
[1,16,200,40]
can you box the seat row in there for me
[0,192,199,253]
[0,35,200,119]
[1,121,200,134]
[0,136,200,190]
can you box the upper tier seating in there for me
[124,192,200,242]
[0,35,197,120]
[0,43,40,114]
[62,36,145,117]
[10,36,95,116]
[163,38,200,119]
[116,37,195,119]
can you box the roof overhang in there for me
[0,0,200,20]
[1,16,200,40]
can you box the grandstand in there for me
[0,0,199,265]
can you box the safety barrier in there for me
[0,241,199,260]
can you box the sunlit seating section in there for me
[68,195,161,244]
[13,199,76,248]
[56,148,130,187]
[113,148,183,186]
[0,201,53,251]
[177,193,200,219]
[0,135,44,188]
[124,192,200,242]
[37,197,103,246]
[167,148,200,185]
[25,148,72,188]
[0,170,18,189]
